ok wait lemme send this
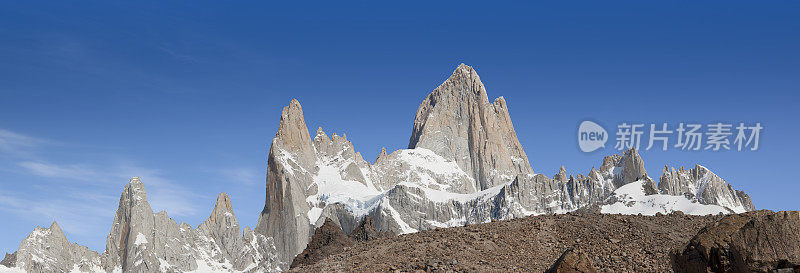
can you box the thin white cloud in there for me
[11,156,205,218]
[0,129,50,156]
[1,162,206,237]
[115,164,205,217]
[216,167,261,185]
[17,161,99,180]
[0,190,115,238]
[0,128,208,251]
[67,191,118,204]
[0,164,206,242]
[158,46,199,63]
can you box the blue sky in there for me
[1,1,798,254]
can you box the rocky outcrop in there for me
[100,177,282,272]
[0,252,15,267]
[348,215,391,242]
[369,148,475,193]
[546,248,597,273]
[374,147,388,164]
[659,164,755,213]
[255,99,318,265]
[4,177,283,273]
[311,203,360,235]
[196,193,255,270]
[101,176,163,272]
[255,98,390,264]
[311,129,370,187]
[597,148,653,189]
[290,218,353,269]
[561,148,652,210]
[319,148,698,235]
[255,65,757,267]
[2,222,101,273]
[408,63,533,191]
[672,210,800,273]
[554,166,569,183]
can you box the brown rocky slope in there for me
[672,210,800,273]
[290,212,721,272]
[290,211,800,272]
[290,218,354,268]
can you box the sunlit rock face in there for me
[2,64,756,272]
[254,64,755,267]
[408,63,533,191]
[658,164,755,213]
[4,177,283,273]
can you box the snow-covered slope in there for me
[0,222,102,273]
[658,164,753,213]
[0,265,27,273]
[601,180,732,215]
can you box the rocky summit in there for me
[1,64,766,273]
[2,178,283,273]
[255,64,755,266]
[408,63,533,191]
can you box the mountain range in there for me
[0,64,754,273]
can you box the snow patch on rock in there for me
[601,180,731,215]
[134,233,148,246]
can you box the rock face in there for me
[1,222,101,273]
[659,164,755,213]
[196,193,256,270]
[4,63,760,273]
[561,148,655,212]
[348,215,390,242]
[255,99,317,265]
[3,177,283,273]
[290,219,353,269]
[100,177,282,273]
[101,176,162,272]
[672,210,800,273]
[255,64,757,267]
[0,252,15,267]
[546,248,597,273]
[408,63,533,191]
